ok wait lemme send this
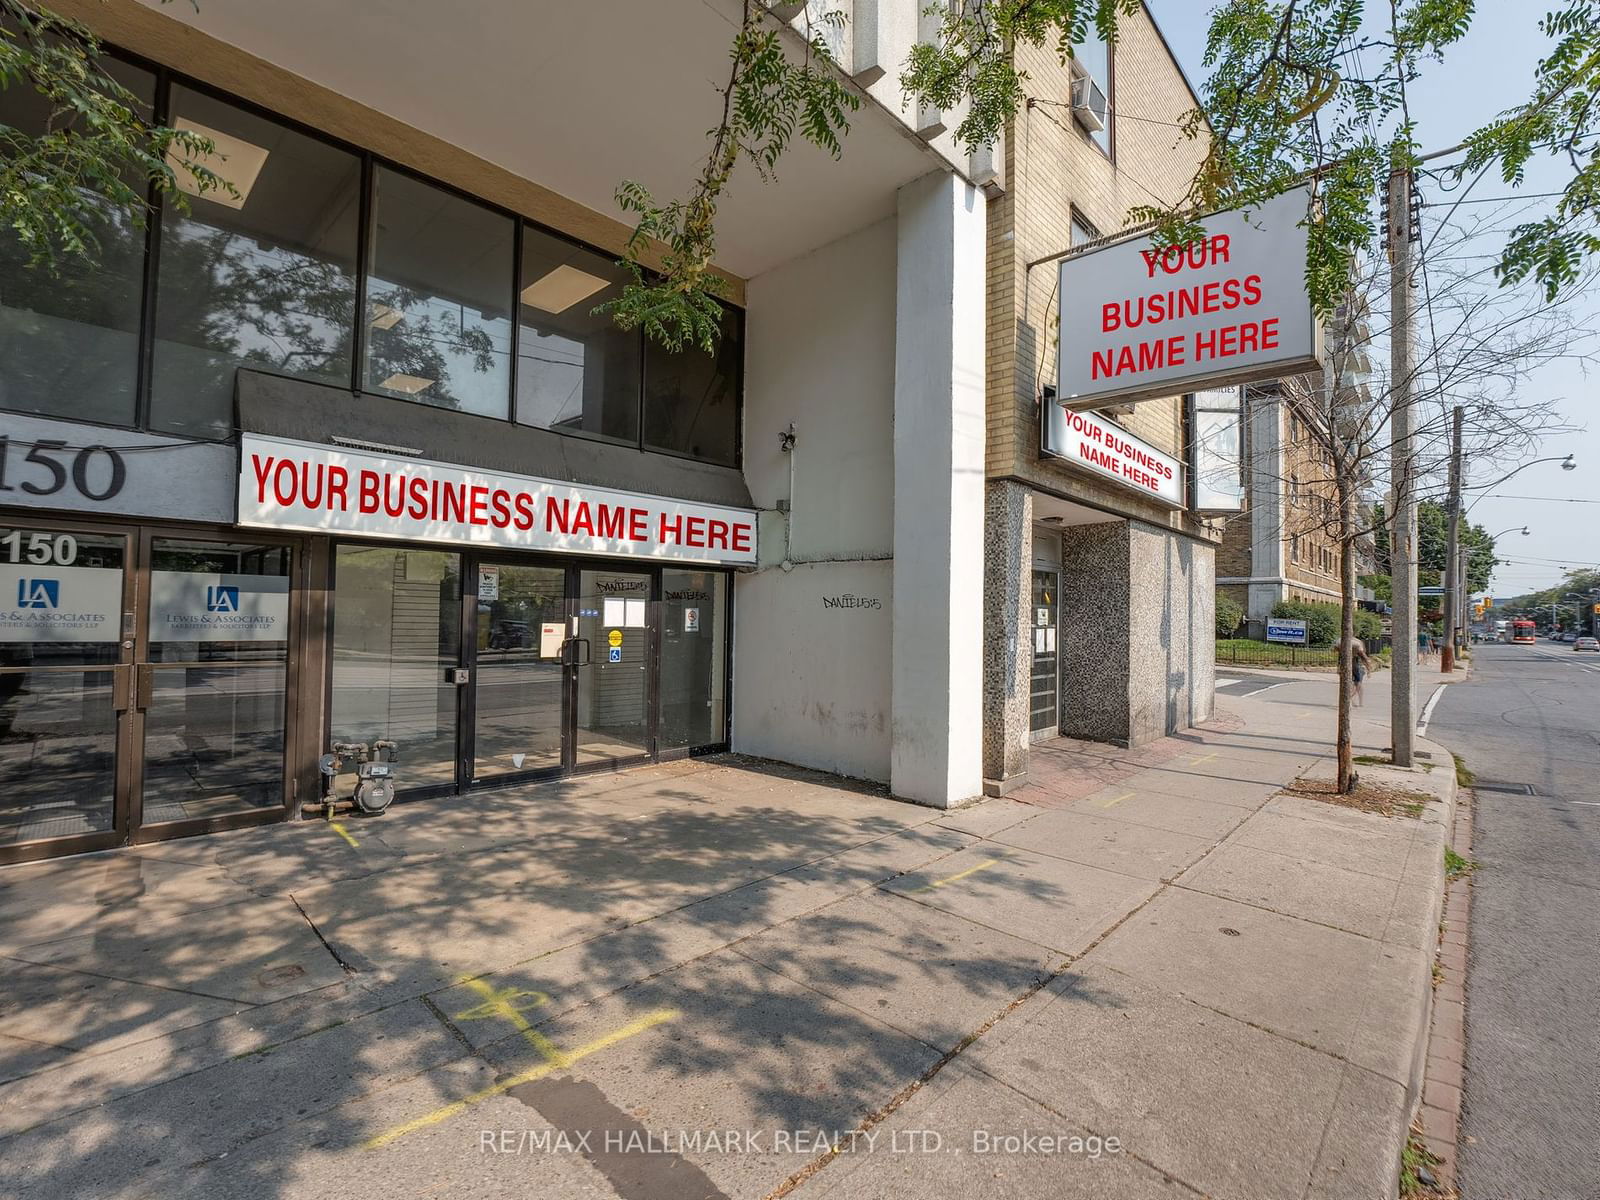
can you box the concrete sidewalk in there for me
[0,691,1453,1200]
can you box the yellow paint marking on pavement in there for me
[1095,792,1136,809]
[912,857,1001,892]
[1189,753,1219,765]
[453,977,566,1066]
[329,821,359,849]
[364,1007,680,1150]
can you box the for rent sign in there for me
[1042,407,1184,507]
[1058,187,1321,409]
[237,435,758,566]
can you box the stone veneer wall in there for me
[1128,524,1216,744]
[1061,521,1133,743]
[983,480,1034,783]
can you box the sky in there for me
[1146,1,1599,600]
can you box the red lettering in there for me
[731,523,752,552]
[356,469,379,514]
[441,482,466,524]
[514,493,536,531]
[251,455,274,504]
[1261,317,1279,350]
[407,477,429,520]
[468,485,489,526]
[595,503,625,540]
[1243,274,1262,305]
[660,513,684,545]
[381,473,405,517]
[685,516,706,547]
[629,509,648,541]
[707,519,729,550]
[328,465,349,511]
[490,488,512,528]
[1092,348,1115,379]
[545,496,570,534]
[1102,302,1121,333]
[572,501,594,537]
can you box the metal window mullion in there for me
[352,154,374,395]
[135,70,173,432]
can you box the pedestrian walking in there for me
[1346,637,1373,706]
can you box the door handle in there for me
[564,637,591,666]
[134,664,153,712]
[112,663,134,713]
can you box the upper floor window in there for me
[149,85,362,439]
[644,306,742,468]
[0,53,742,469]
[0,56,152,429]
[517,226,638,445]
[1071,25,1112,154]
[365,167,515,418]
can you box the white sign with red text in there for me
[1042,407,1183,507]
[1058,187,1321,409]
[237,435,758,566]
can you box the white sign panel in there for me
[1266,618,1308,644]
[0,564,122,642]
[1042,407,1184,507]
[477,566,500,601]
[238,434,758,566]
[1058,187,1321,408]
[147,572,289,642]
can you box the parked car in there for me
[1574,636,1599,652]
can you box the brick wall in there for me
[987,4,1213,536]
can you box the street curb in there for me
[1415,783,1475,1191]
[1396,736,1461,1195]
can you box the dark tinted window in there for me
[0,57,153,426]
[149,85,362,439]
[643,307,742,467]
[516,227,638,444]
[365,167,514,418]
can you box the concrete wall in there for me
[890,172,987,807]
[734,216,898,781]
[1128,524,1216,744]
[1062,520,1216,746]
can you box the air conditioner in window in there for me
[1070,72,1108,133]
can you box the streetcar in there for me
[1511,619,1537,644]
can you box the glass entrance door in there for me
[0,523,130,854]
[470,561,567,780]
[1030,569,1059,738]
[574,568,652,768]
[135,536,293,828]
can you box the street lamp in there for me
[1490,526,1530,539]
[1466,455,1578,513]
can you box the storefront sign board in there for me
[1042,406,1184,507]
[1058,187,1321,409]
[147,572,289,642]
[237,434,758,566]
[0,564,121,642]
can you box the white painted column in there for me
[890,170,986,807]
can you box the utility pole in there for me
[1387,165,1419,765]
[1441,405,1463,673]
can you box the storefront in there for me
[0,454,746,862]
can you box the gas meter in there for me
[313,740,400,818]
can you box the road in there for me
[1426,642,1600,1200]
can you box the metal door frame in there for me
[0,513,306,864]
[1029,567,1061,743]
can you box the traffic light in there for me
[1483,596,1494,608]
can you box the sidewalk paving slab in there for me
[968,963,1347,1200]
[879,845,1161,956]
[989,808,1218,881]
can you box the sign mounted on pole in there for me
[1058,187,1323,410]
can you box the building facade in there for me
[980,6,1228,795]
[1,0,1233,864]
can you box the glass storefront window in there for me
[659,570,728,750]
[643,307,742,467]
[141,539,291,823]
[149,86,362,440]
[0,58,153,427]
[365,167,514,418]
[331,545,462,790]
[0,527,126,846]
[516,227,639,445]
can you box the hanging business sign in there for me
[1042,406,1184,507]
[1058,186,1322,409]
[237,434,758,566]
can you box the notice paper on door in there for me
[602,598,626,627]
[540,622,564,658]
[624,598,646,627]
